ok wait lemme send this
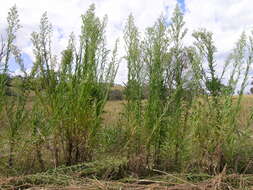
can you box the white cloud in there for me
[3,0,252,87]
[0,0,177,83]
[184,0,253,92]
[184,0,253,58]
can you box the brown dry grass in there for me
[102,95,253,128]
[1,94,253,189]
[1,173,253,190]
[103,100,125,127]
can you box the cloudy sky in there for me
[0,0,253,86]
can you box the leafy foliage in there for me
[0,4,253,180]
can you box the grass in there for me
[1,4,253,190]
[103,100,125,127]
[103,95,253,130]
[1,87,253,189]
[1,164,253,189]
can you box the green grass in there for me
[1,4,253,190]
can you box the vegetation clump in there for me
[0,3,253,189]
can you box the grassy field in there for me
[1,4,253,190]
[103,95,253,129]
[103,100,125,127]
[1,94,253,189]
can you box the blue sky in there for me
[8,0,184,74]
[9,53,32,75]
[1,0,253,91]
[177,0,185,12]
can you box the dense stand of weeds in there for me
[0,4,253,180]
[121,14,145,173]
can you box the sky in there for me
[0,0,253,89]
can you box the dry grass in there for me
[1,94,253,189]
[1,172,253,190]
[235,95,253,128]
[103,100,125,127]
[102,95,253,128]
